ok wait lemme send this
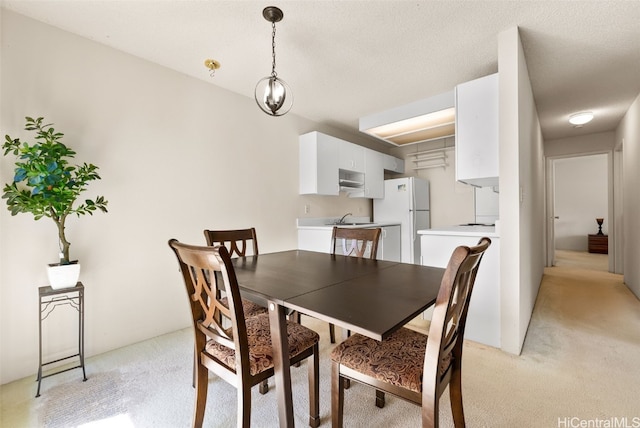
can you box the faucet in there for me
[336,212,352,224]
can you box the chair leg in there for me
[290,312,302,368]
[192,350,197,388]
[331,361,345,428]
[237,384,252,428]
[259,379,269,395]
[308,344,320,428]
[193,360,208,428]
[329,323,336,344]
[375,389,385,408]
[421,393,439,428]
[449,366,466,427]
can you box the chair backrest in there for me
[203,228,259,257]
[331,227,382,259]
[422,237,491,412]
[168,240,251,373]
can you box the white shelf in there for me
[407,147,452,171]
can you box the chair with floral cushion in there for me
[202,228,269,393]
[328,227,381,343]
[292,227,381,343]
[203,228,267,318]
[169,239,320,428]
[330,237,491,428]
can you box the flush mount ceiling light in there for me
[255,6,293,117]
[569,111,594,126]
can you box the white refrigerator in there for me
[373,177,430,264]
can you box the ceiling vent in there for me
[359,91,455,146]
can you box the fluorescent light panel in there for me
[364,108,455,145]
[359,91,455,146]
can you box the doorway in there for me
[546,153,613,271]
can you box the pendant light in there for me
[255,6,293,116]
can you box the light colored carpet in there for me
[2,251,639,427]
[554,249,609,272]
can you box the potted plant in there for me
[2,116,108,289]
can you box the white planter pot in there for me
[47,262,81,289]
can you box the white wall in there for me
[0,11,375,384]
[554,155,609,250]
[389,137,476,227]
[545,131,616,157]
[498,27,545,355]
[616,91,640,298]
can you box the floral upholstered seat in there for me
[330,238,491,428]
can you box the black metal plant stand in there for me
[36,282,87,397]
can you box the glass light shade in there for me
[569,111,594,125]
[255,75,293,116]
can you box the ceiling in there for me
[3,1,640,143]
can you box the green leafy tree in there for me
[2,117,108,264]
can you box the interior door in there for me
[545,158,556,267]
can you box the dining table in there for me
[230,249,445,428]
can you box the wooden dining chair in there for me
[328,227,381,343]
[331,226,382,260]
[293,227,382,343]
[203,228,267,318]
[202,228,270,393]
[330,237,491,428]
[169,239,320,428]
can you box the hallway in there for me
[554,249,609,272]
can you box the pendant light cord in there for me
[271,21,277,78]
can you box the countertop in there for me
[418,225,499,238]
[297,217,401,230]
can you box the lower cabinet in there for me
[297,229,334,254]
[298,225,401,262]
[378,225,401,262]
[420,233,500,348]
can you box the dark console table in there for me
[588,234,608,254]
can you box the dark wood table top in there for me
[232,250,444,341]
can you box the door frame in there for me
[545,151,617,271]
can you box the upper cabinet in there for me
[299,131,403,198]
[455,73,499,188]
[363,150,384,199]
[299,131,340,195]
[382,154,405,173]
[338,141,365,173]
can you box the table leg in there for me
[268,300,294,427]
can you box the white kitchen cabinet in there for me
[383,154,405,173]
[338,141,365,173]
[378,225,401,262]
[297,224,401,262]
[455,73,499,187]
[420,232,500,347]
[297,228,333,253]
[299,131,403,198]
[299,132,339,195]
[364,150,384,199]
